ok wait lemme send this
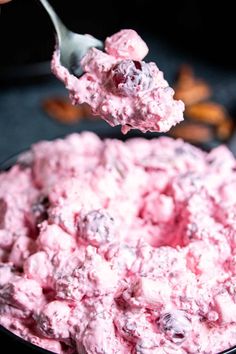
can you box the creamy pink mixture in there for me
[1,132,236,353]
[52,29,184,134]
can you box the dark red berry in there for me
[109,59,153,96]
[32,196,49,224]
[159,310,191,343]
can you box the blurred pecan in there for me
[185,102,227,125]
[82,103,93,118]
[174,65,211,106]
[175,65,195,88]
[169,122,213,143]
[42,97,91,124]
[217,119,234,140]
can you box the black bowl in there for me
[0,325,54,354]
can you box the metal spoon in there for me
[38,0,103,77]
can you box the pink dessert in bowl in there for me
[1,25,236,354]
[52,29,184,134]
[1,132,236,354]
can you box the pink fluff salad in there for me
[51,29,184,134]
[1,132,236,353]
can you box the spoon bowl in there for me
[38,0,103,77]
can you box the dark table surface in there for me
[1,32,236,164]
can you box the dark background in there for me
[1,0,236,162]
[0,0,236,162]
[0,0,235,72]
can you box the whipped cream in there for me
[1,132,236,353]
[52,29,184,134]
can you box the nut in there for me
[169,122,213,143]
[185,102,227,125]
[42,97,91,124]
[174,65,211,106]
[217,119,234,140]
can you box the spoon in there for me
[38,0,103,77]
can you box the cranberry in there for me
[32,196,49,224]
[78,209,115,247]
[159,310,191,343]
[109,59,153,96]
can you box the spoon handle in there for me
[38,0,68,43]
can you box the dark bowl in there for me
[0,325,54,354]
[1,137,236,354]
